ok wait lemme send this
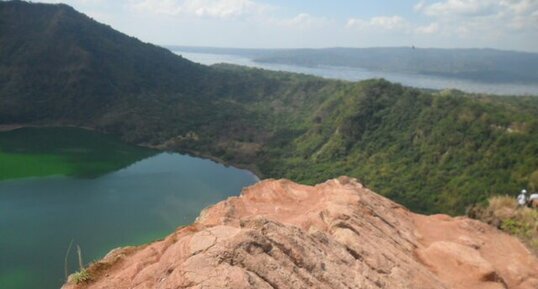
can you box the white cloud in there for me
[35,0,105,4]
[347,16,410,31]
[131,0,182,16]
[28,0,538,51]
[370,16,408,30]
[500,0,538,15]
[131,0,271,18]
[415,0,497,16]
[413,0,538,47]
[416,0,538,30]
[273,13,330,29]
[415,22,439,34]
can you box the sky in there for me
[30,0,538,51]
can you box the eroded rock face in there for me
[62,177,538,289]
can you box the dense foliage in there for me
[251,81,538,214]
[1,1,537,214]
[0,1,206,124]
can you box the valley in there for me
[1,1,537,215]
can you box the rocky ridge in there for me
[62,177,538,289]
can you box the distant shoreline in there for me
[0,123,263,182]
[0,124,25,132]
[173,49,538,96]
[142,143,263,182]
[0,124,96,132]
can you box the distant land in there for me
[169,46,538,84]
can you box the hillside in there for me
[1,1,537,214]
[0,1,211,124]
[0,1,339,144]
[62,177,538,289]
[250,81,538,214]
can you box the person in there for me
[517,189,528,206]
[529,192,538,208]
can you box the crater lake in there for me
[0,127,258,289]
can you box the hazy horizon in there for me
[167,44,538,54]
[26,0,538,53]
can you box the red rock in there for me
[62,177,538,289]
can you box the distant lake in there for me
[174,51,538,96]
[0,129,258,289]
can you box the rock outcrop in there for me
[62,177,538,289]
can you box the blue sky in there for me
[32,0,538,51]
[267,1,418,19]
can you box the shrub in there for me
[469,195,538,254]
[71,269,91,284]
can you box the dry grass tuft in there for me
[469,195,538,254]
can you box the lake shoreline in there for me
[0,123,96,132]
[0,133,258,289]
[141,143,262,182]
[177,149,262,182]
[0,124,262,182]
[0,124,26,131]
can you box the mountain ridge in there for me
[0,0,206,123]
[61,177,538,289]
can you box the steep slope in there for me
[252,81,538,214]
[0,1,207,123]
[0,1,340,145]
[62,177,538,289]
[1,1,537,214]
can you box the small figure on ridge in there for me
[529,192,538,208]
[517,189,528,206]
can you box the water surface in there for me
[0,148,257,289]
[174,51,538,96]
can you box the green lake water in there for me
[0,128,258,289]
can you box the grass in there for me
[66,244,92,285]
[469,196,538,254]
[71,270,91,284]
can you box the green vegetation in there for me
[71,269,91,284]
[529,170,538,191]
[121,71,536,215]
[67,244,92,284]
[469,196,538,253]
[0,127,155,180]
[250,81,538,214]
[1,1,537,215]
[0,1,205,125]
